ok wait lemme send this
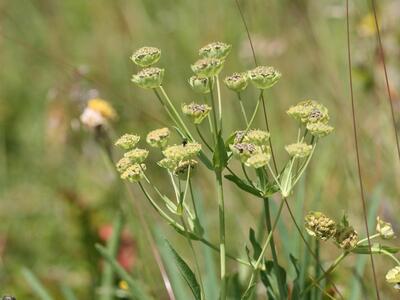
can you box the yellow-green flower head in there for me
[120,164,146,182]
[199,42,232,60]
[182,103,212,124]
[386,266,400,284]
[124,148,149,163]
[157,158,177,171]
[306,122,334,138]
[163,142,202,162]
[131,67,164,89]
[229,143,260,163]
[146,127,170,148]
[243,129,270,146]
[131,47,161,67]
[191,58,224,77]
[285,142,312,158]
[248,66,281,90]
[335,226,359,250]
[116,157,132,173]
[224,72,248,92]
[287,100,329,124]
[115,134,140,150]
[234,130,246,144]
[189,75,211,94]
[245,152,271,169]
[173,159,198,178]
[305,211,336,241]
[376,216,395,240]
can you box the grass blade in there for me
[21,268,54,300]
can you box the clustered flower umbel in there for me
[115,134,147,182]
[131,46,164,89]
[287,100,334,138]
[80,98,117,128]
[182,103,212,125]
[304,212,359,250]
[146,127,170,149]
[229,130,271,168]
[158,142,202,178]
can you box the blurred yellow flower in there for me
[119,280,129,290]
[358,13,377,37]
[88,98,117,120]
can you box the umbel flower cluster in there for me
[106,41,399,299]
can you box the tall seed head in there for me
[248,66,281,90]
[124,148,149,164]
[120,164,146,182]
[115,134,140,150]
[191,58,224,77]
[131,67,164,89]
[285,142,312,158]
[146,127,170,148]
[305,211,337,241]
[224,73,248,92]
[199,42,232,60]
[189,75,211,94]
[182,103,211,124]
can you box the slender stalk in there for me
[216,75,223,128]
[216,170,227,300]
[195,125,213,152]
[208,78,219,137]
[345,2,380,298]
[242,198,286,298]
[237,92,249,126]
[313,240,321,300]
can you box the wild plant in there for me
[109,42,400,299]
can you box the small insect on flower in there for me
[199,42,232,60]
[131,47,161,67]
[285,142,312,158]
[305,211,336,241]
[229,143,259,163]
[115,134,140,150]
[189,75,211,94]
[182,103,212,124]
[248,66,281,90]
[306,122,334,138]
[224,73,248,93]
[131,67,165,89]
[386,266,400,286]
[163,143,202,162]
[146,127,170,148]
[191,58,224,78]
[120,164,146,182]
[124,148,149,164]
[376,216,396,240]
[243,129,270,146]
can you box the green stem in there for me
[196,125,213,152]
[208,78,219,138]
[237,92,249,126]
[216,170,227,300]
[242,197,286,299]
[216,75,223,129]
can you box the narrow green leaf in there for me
[95,244,152,300]
[260,261,288,300]
[60,285,78,300]
[224,174,262,197]
[249,228,262,260]
[21,268,54,300]
[166,241,201,300]
[213,130,228,170]
[352,243,400,254]
[290,255,301,299]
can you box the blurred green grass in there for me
[0,0,399,298]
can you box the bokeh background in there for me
[0,0,399,298]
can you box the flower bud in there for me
[199,42,231,60]
[243,129,270,146]
[120,164,146,182]
[386,266,400,284]
[376,216,395,239]
[173,159,198,178]
[191,58,224,77]
[224,73,248,92]
[131,67,164,89]
[335,226,359,250]
[245,152,271,169]
[115,134,140,150]
[124,148,149,163]
[287,100,329,124]
[248,66,281,90]
[189,75,211,94]
[163,143,202,162]
[131,47,161,67]
[116,157,132,173]
[229,143,260,163]
[182,103,211,124]
[306,122,334,138]
[285,142,312,158]
[305,211,336,241]
[146,127,170,148]
[157,158,177,171]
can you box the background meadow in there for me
[0,0,399,298]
